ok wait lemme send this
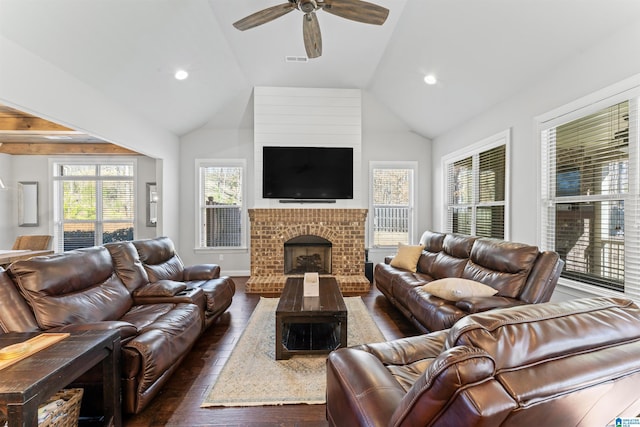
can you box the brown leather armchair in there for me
[327,297,640,426]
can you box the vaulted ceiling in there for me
[1,0,639,149]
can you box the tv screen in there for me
[262,146,353,200]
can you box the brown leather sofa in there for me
[375,231,564,332]
[106,236,235,330]
[0,237,235,414]
[326,297,640,426]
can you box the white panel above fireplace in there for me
[253,86,362,208]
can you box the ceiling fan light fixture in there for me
[424,74,437,85]
[233,0,389,59]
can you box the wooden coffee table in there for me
[275,276,347,360]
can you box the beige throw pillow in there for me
[422,278,498,301]
[390,243,424,272]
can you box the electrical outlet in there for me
[219,254,224,261]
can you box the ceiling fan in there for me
[233,0,389,59]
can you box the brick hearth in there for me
[246,208,370,293]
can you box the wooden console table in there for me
[0,250,54,268]
[0,330,121,427]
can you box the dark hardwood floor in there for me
[123,277,418,427]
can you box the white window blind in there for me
[53,161,135,251]
[370,164,415,247]
[197,160,245,249]
[444,132,508,239]
[541,98,640,294]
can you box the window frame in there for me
[368,161,418,248]
[51,157,137,252]
[195,158,247,252]
[537,79,640,299]
[441,129,510,239]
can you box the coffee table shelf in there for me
[276,277,347,360]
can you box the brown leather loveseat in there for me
[375,231,564,332]
[327,297,640,426]
[0,237,234,414]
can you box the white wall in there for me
[253,86,364,209]
[0,154,13,248]
[177,89,431,272]
[179,128,254,275]
[431,19,640,299]
[362,91,432,264]
[0,34,181,243]
[432,20,640,244]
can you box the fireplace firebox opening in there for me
[284,235,332,275]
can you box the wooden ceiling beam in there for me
[0,115,74,132]
[0,143,139,155]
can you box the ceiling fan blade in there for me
[233,3,297,31]
[321,0,389,25]
[303,12,322,58]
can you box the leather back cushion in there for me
[0,268,40,332]
[462,238,539,298]
[106,241,150,292]
[419,231,446,252]
[414,232,476,278]
[443,234,477,259]
[446,297,640,370]
[9,247,132,329]
[441,297,640,423]
[133,236,184,282]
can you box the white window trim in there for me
[50,156,138,251]
[535,74,640,301]
[368,160,418,247]
[194,158,247,252]
[441,129,511,239]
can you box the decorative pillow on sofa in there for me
[422,278,498,301]
[390,243,425,273]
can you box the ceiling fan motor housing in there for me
[298,0,318,14]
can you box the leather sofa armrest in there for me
[455,296,526,314]
[327,348,405,427]
[132,287,206,310]
[53,320,138,341]
[133,279,186,297]
[353,331,449,365]
[184,264,220,280]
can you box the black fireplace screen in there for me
[284,235,332,275]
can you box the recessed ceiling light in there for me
[423,74,437,85]
[174,70,189,80]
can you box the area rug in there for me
[201,297,386,407]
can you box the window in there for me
[197,159,245,249]
[369,162,416,247]
[540,94,640,294]
[443,130,509,239]
[53,159,135,251]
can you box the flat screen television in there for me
[262,146,353,200]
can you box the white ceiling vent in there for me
[285,56,308,63]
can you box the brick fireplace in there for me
[246,208,370,293]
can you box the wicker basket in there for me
[38,388,84,427]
